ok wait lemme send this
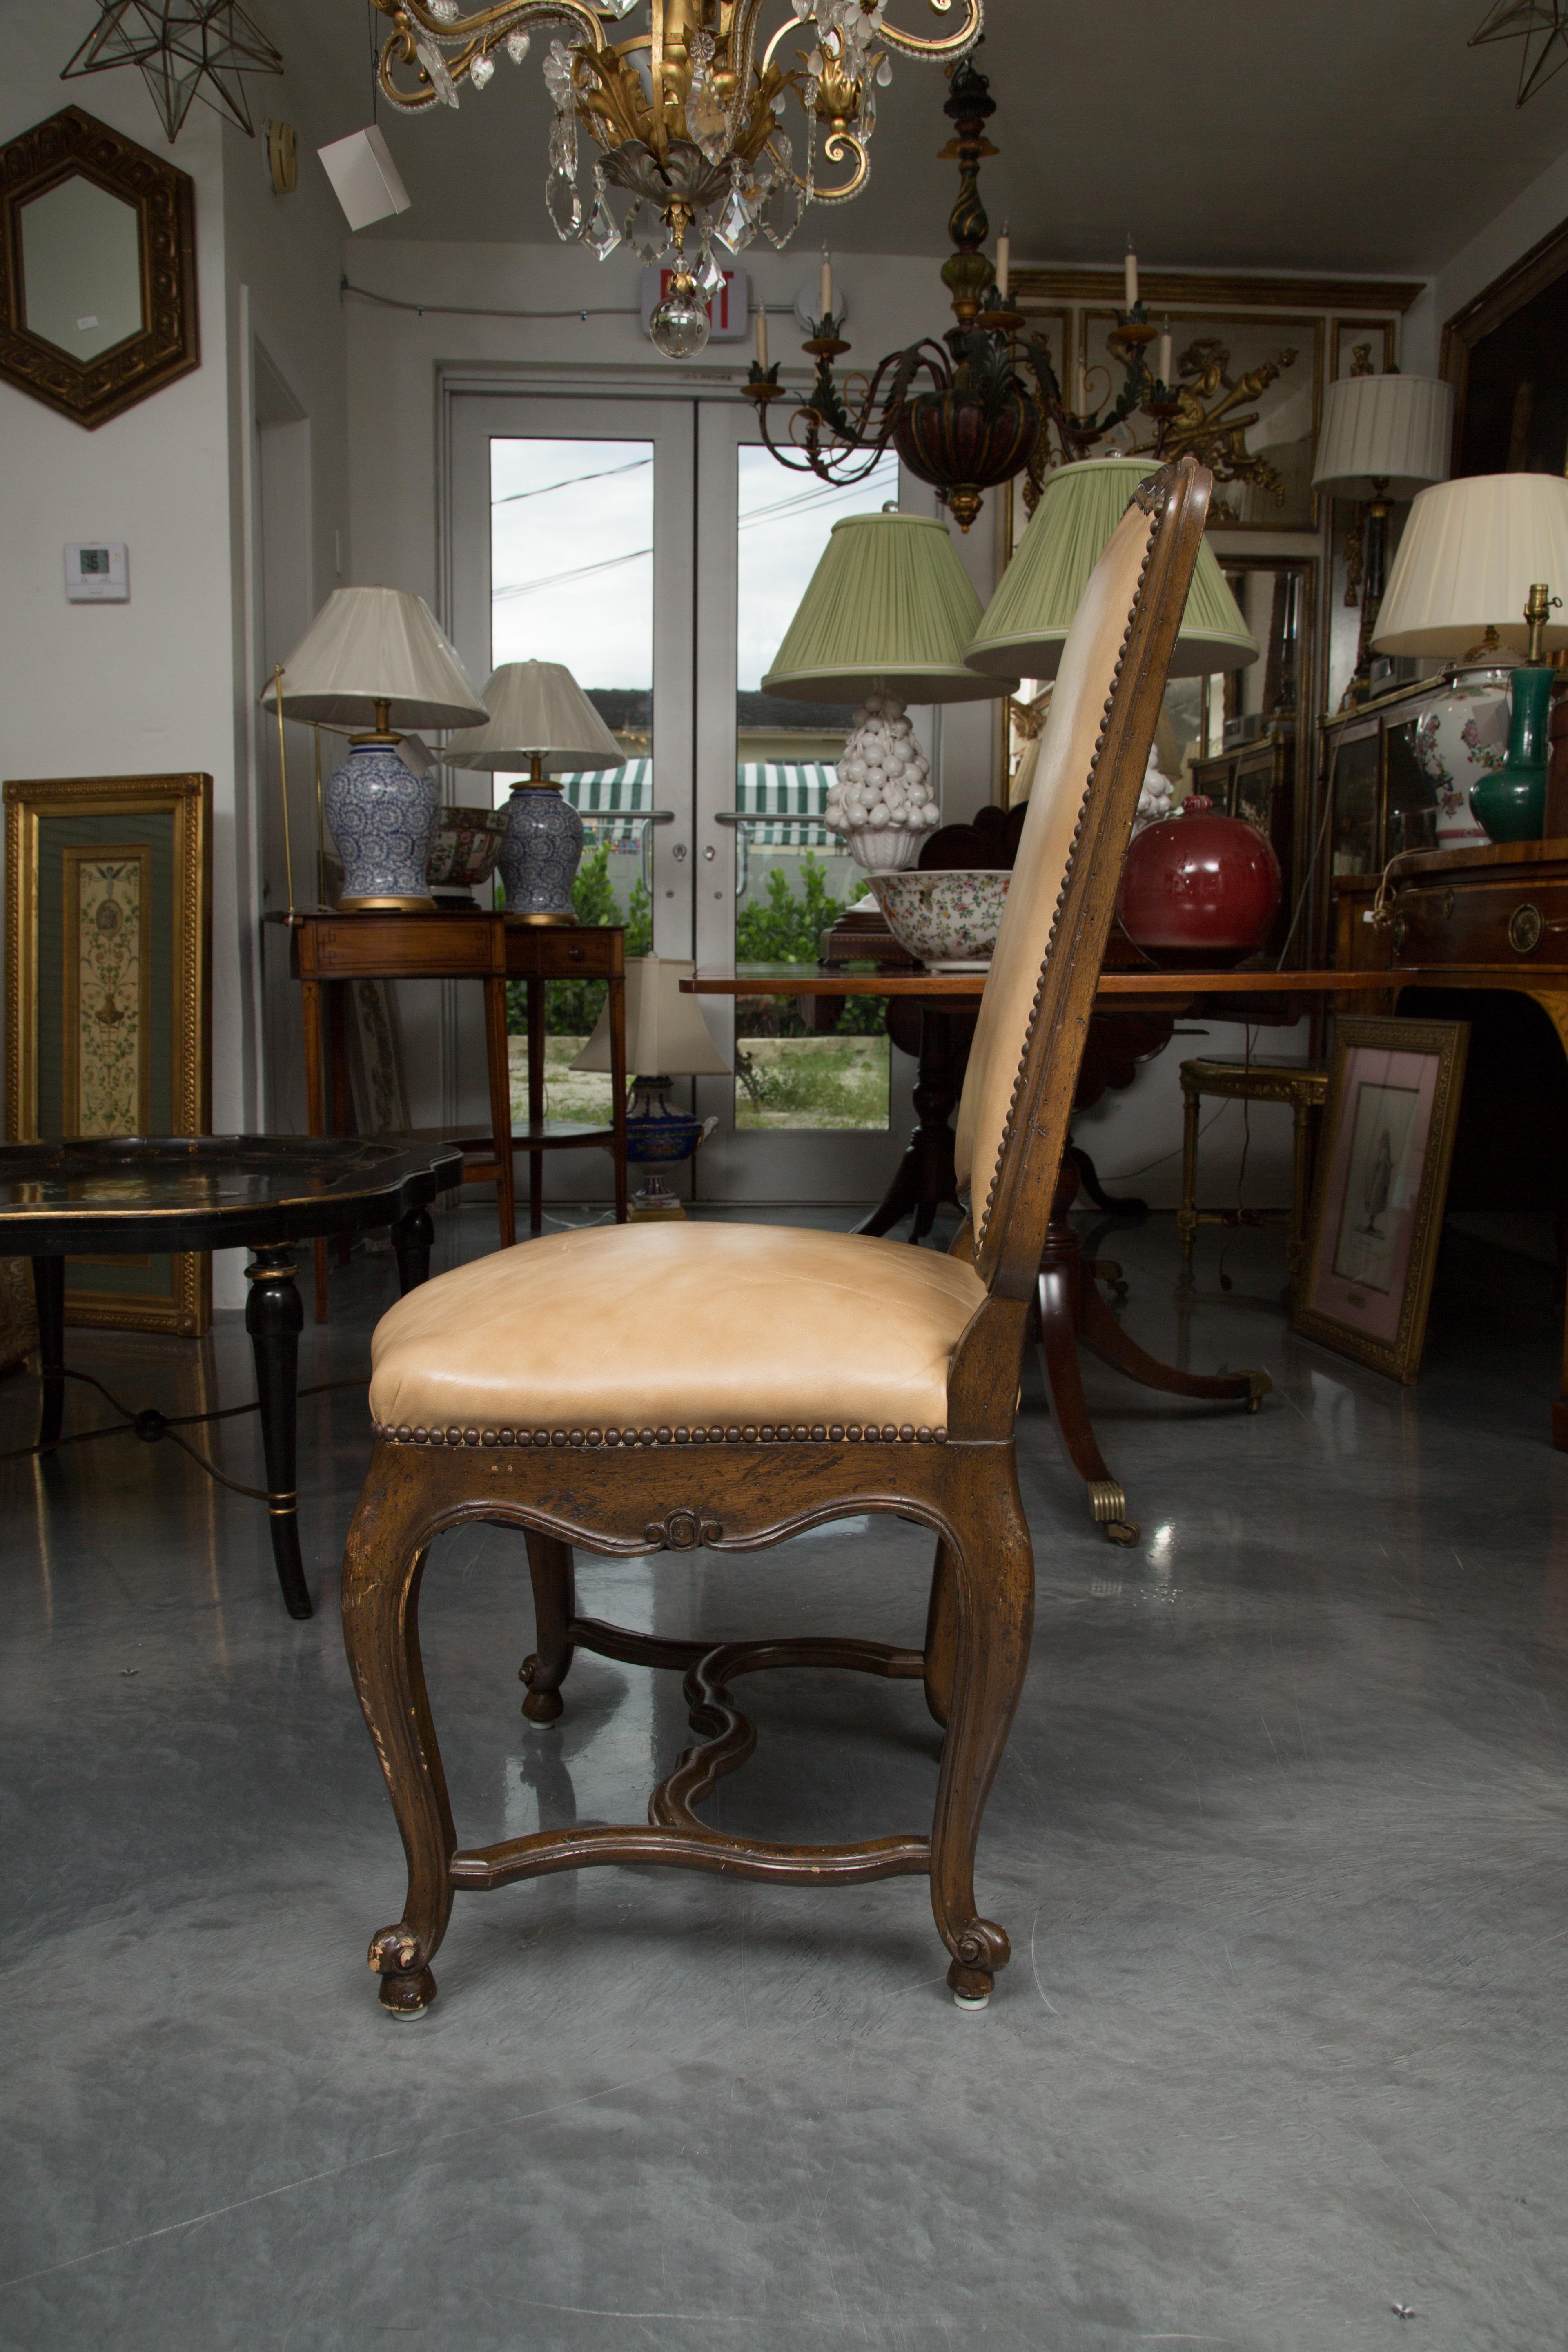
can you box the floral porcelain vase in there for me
[1413,676,1509,849]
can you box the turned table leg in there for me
[392,1207,434,1294]
[245,1245,311,1620]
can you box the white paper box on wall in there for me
[640,265,748,341]
[318,125,412,232]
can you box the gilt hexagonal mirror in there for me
[0,107,197,430]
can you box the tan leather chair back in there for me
[953,461,1210,1279]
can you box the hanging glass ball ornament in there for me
[649,267,711,358]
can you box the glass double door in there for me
[448,389,910,1207]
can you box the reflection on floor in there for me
[3,1204,1567,2349]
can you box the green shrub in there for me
[506,846,655,1035]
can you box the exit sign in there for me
[640,265,749,342]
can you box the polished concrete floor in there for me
[3,1203,1567,2350]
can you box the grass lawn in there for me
[510,1034,890,1133]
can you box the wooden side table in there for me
[280,911,515,1319]
[503,923,629,1235]
[1177,1058,1328,1301]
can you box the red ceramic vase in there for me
[1116,795,1282,969]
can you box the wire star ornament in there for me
[61,0,284,143]
[1471,0,1568,105]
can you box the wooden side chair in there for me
[341,456,1215,2020]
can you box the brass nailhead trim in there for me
[372,1420,948,1448]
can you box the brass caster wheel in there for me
[1245,1370,1272,1415]
[1104,1520,1140,1547]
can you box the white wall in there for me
[0,4,350,1302]
[1404,144,1568,374]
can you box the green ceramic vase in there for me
[1470,665,1551,843]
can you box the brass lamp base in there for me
[340,893,439,913]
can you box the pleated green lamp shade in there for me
[965,458,1260,682]
[763,512,1017,704]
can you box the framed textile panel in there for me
[4,773,212,1333]
[1292,1017,1469,1383]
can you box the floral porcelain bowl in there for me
[866,868,1011,968]
[426,807,509,890]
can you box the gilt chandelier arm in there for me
[372,0,608,111]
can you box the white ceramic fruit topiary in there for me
[822,694,941,871]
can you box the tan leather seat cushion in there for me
[368,1220,987,1440]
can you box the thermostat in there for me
[65,543,129,602]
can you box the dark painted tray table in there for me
[0,1136,463,1619]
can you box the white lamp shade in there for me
[1311,374,1453,501]
[571,958,731,1077]
[443,660,626,773]
[261,587,487,729]
[1372,472,1568,656]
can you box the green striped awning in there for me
[558,761,839,850]
[732,764,835,848]
[560,760,654,817]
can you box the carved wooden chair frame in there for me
[341,457,1213,2019]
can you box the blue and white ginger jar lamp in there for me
[263,586,487,910]
[444,660,625,926]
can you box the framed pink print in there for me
[1292,1017,1469,1383]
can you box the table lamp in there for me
[571,956,730,1217]
[762,510,1017,870]
[963,456,1259,684]
[444,660,625,925]
[262,587,487,910]
[1311,372,1453,705]
[1373,472,1568,845]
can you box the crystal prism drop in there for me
[585,181,622,258]
[428,0,459,18]
[689,85,731,163]
[547,167,582,240]
[628,200,670,267]
[414,36,461,107]
[649,273,711,360]
[760,177,803,249]
[696,243,724,296]
[506,29,530,63]
[470,51,496,89]
[715,178,757,254]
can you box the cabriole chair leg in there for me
[341,1464,456,2018]
[927,1457,1034,2009]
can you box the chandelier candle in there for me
[995,229,1009,301]
[1124,240,1139,308]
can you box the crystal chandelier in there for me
[746,51,1180,528]
[372,0,981,354]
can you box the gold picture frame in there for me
[4,772,212,1334]
[1292,1016,1469,1383]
